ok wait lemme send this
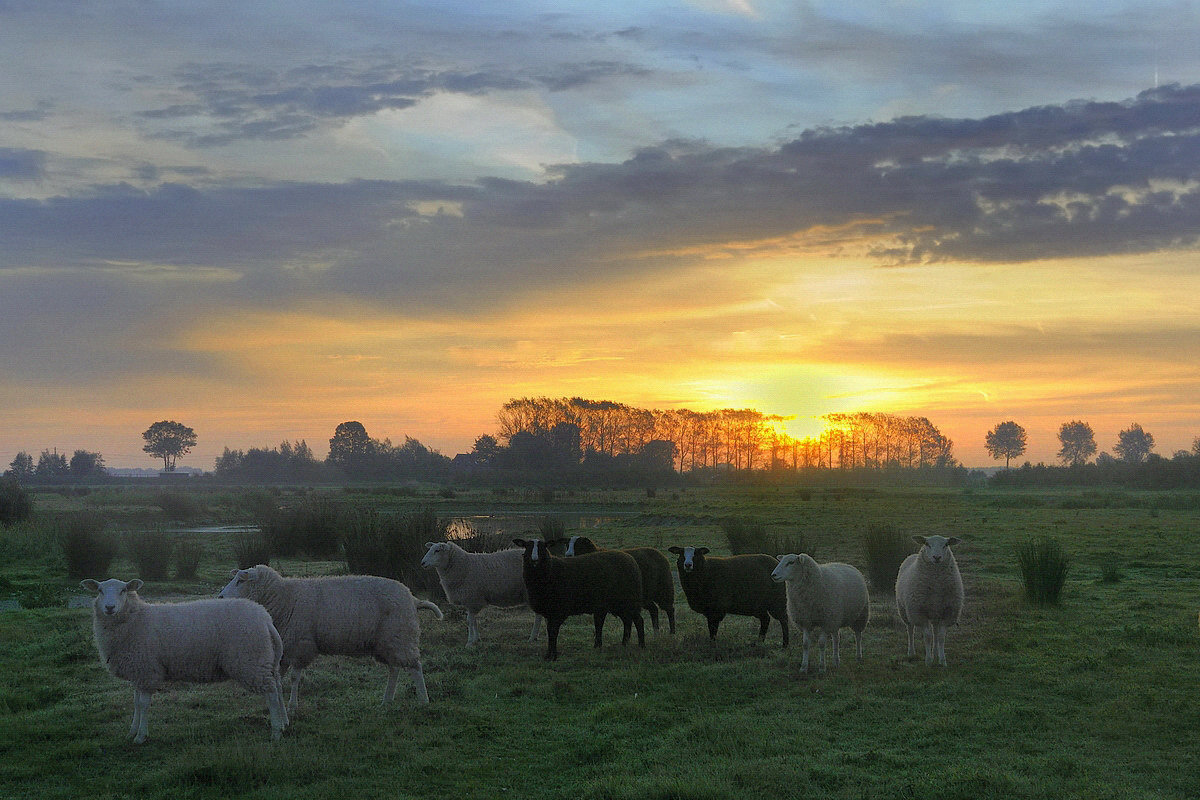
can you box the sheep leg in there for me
[646,603,661,632]
[131,688,152,744]
[854,629,864,661]
[706,614,723,641]
[756,615,770,642]
[779,614,789,649]
[465,609,480,646]
[265,687,288,740]
[545,618,562,661]
[666,606,676,635]
[831,629,841,669]
[817,631,828,674]
[905,623,916,658]
[621,614,633,645]
[633,612,645,648]
[593,612,607,648]
[384,666,399,704]
[287,668,303,713]
[528,613,542,642]
[923,622,935,666]
[800,629,810,673]
[409,663,430,705]
[935,622,948,667]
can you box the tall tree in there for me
[142,420,197,472]
[984,421,1028,468]
[327,421,374,472]
[69,450,106,478]
[35,449,69,478]
[6,452,34,481]
[1114,423,1155,464]
[1057,420,1097,466]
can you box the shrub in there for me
[538,516,566,540]
[127,529,175,581]
[175,539,204,579]
[1017,536,1071,604]
[18,583,61,609]
[450,524,512,554]
[862,524,913,593]
[1098,553,1123,584]
[0,478,33,527]
[342,507,448,597]
[233,534,272,570]
[260,500,341,559]
[155,491,202,521]
[56,512,118,579]
[721,517,809,558]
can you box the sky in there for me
[2,0,1199,469]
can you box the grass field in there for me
[2,485,1199,799]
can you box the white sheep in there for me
[771,554,869,674]
[895,535,964,667]
[219,565,442,710]
[81,577,289,743]
[420,541,541,646]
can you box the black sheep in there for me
[564,535,676,634]
[667,545,789,647]
[513,538,646,661]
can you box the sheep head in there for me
[771,553,817,584]
[912,535,961,564]
[80,578,143,618]
[421,541,452,570]
[668,545,709,573]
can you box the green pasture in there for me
[1,485,1198,799]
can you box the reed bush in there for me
[861,524,914,593]
[127,529,174,581]
[56,512,118,578]
[1017,536,1071,604]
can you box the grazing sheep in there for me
[667,546,789,647]
[512,538,645,661]
[895,536,964,667]
[771,554,869,674]
[219,565,442,710]
[563,535,676,634]
[420,541,542,646]
[81,578,288,743]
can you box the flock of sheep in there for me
[81,531,963,743]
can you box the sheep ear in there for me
[127,579,144,592]
[947,537,961,547]
[775,555,784,562]
[667,547,683,554]
[425,542,435,549]
[229,568,240,578]
[696,547,710,555]
[911,536,927,547]
[80,579,99,592]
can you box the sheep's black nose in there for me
[104,604,115,613]
[932,555,942,563]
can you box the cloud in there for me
[0,148,46,180]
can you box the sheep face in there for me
[421,542,452,570]
[80,578,143,618]
[563,536,593,557]
[217,567,261,599]
[768,554,816,585]
[912,535,961,564]
[667,546,709,573]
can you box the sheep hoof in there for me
[133,734,147,745]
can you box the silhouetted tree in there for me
[985,421,1027,468]
[471,434,501,467]
[6,452,34,481]
[1114,423,1155,464]
[1057,420,1096,466]
[327,421,374,472]
[142,421,197,472]
[69,450,106,478]
[35,449,69,478]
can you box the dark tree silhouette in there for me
[328,421,374,471]
[142,421,197,472]
[984,421,1027,468]
[69,450,106,478]
[1114,423,1155,464]
[1057,420,1097,466]
[6,452,34,481]
[35,449,68,478]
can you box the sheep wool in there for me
[771,554,869,673]
[513,538,645,661]
[219,565,442,709]
[82,577,288,743]
[420,541,541,645]
[895,535,964,667]
[667,546,789,647]
[564,536,676,634]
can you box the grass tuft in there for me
[1016,535,1070,604]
